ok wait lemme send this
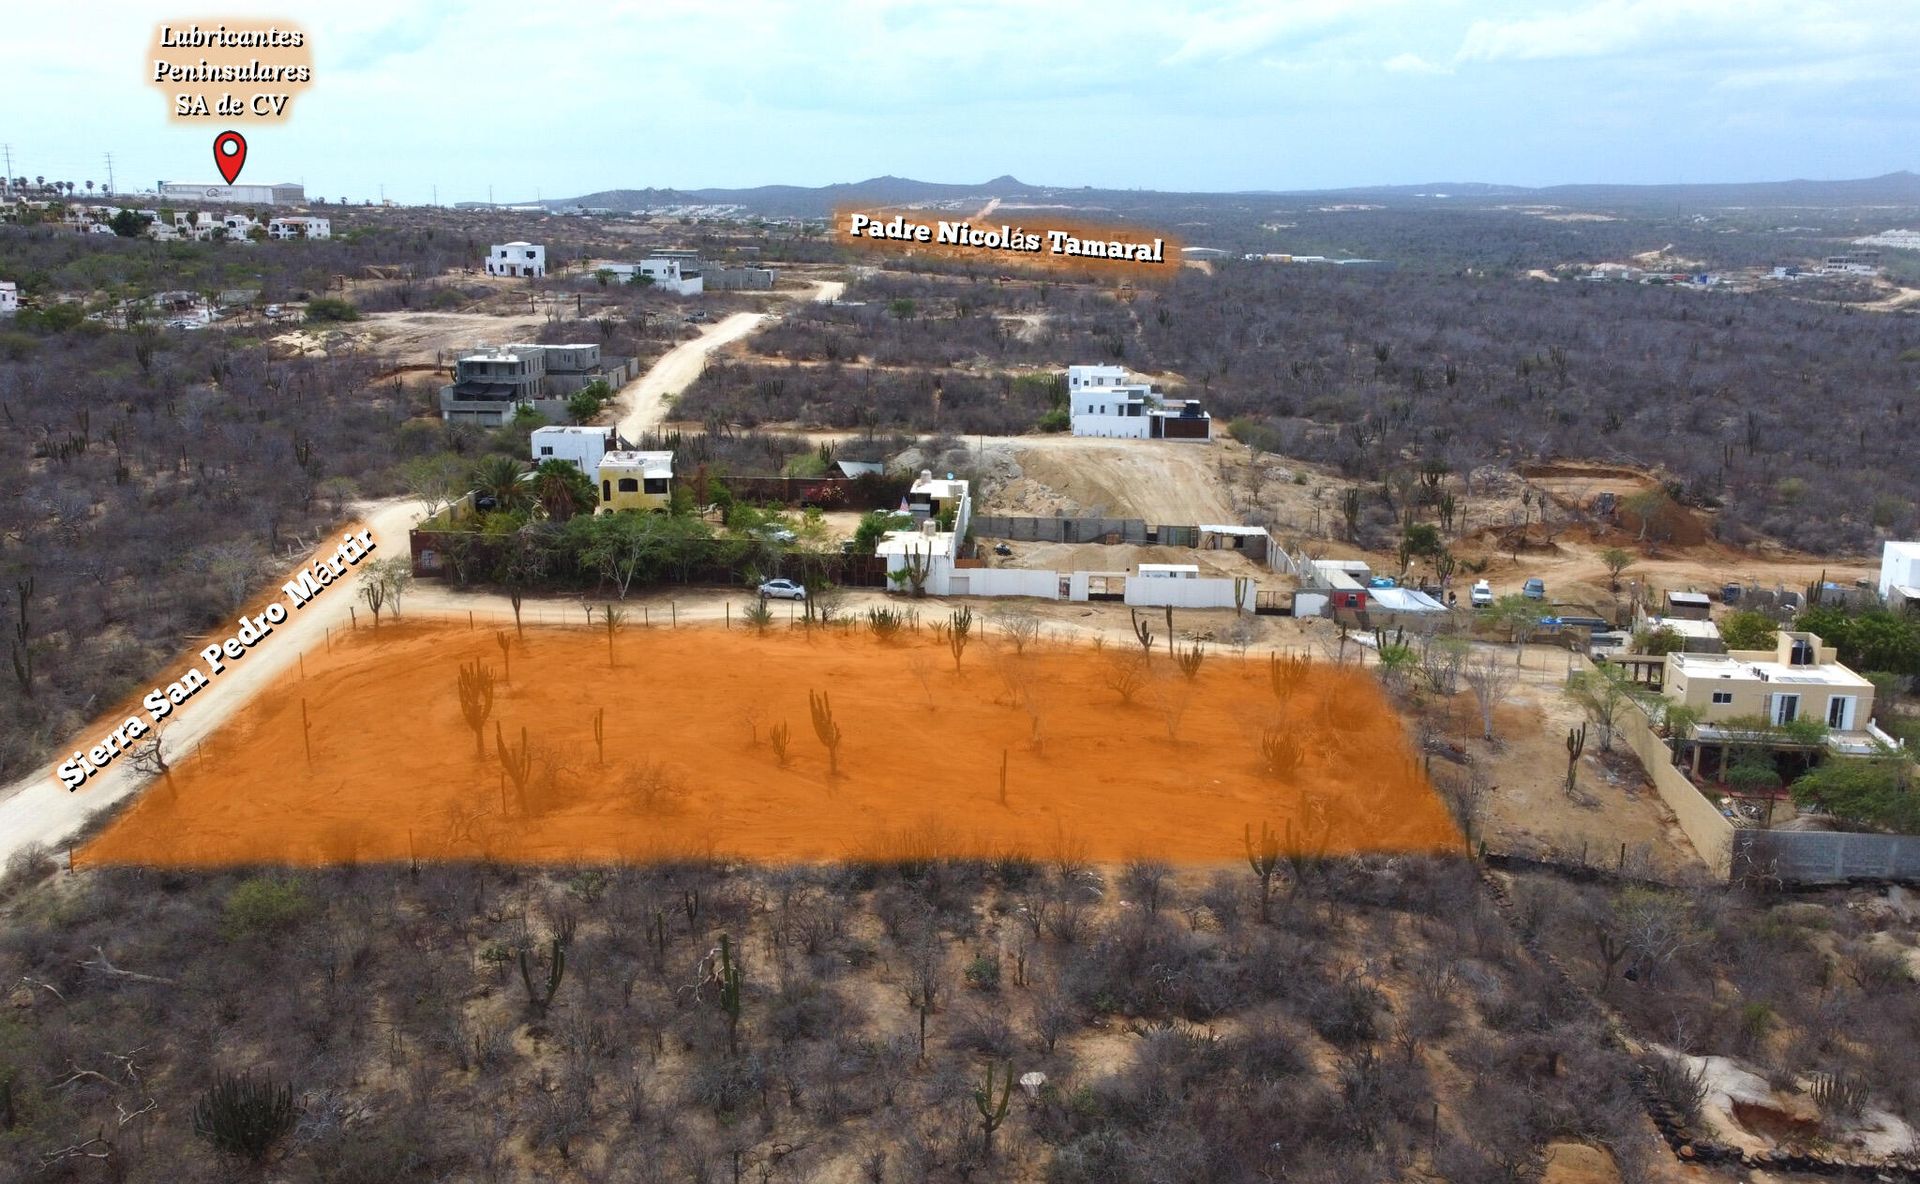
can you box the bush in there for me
[963,953,1001,991]
[1037,406,1070,432]
[304,296,361,323]
[193,1073,295,1162]
[222,876,313,939]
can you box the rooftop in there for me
[1668,650,1871,690]
[876,530,957,559]
[601,450,674,478]
[1643,615,1722,639]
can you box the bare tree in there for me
[1462,650,1516,743]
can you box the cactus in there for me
[809,690,842,776]
[518,936,566,1016]
[974,1061,1014,1154]
[1130,610,1154,658]
[1164,606,1175,657]
[1176,640,1205,681]
[592,706,605,765]
[1564,722,1587,799]
[496,722,532,815]
[718,934,744,1054]
[496,629,512,682]
[647,909,669,968]
[998,748,1009,807]
[1269,652,1311,703]
[1245,821,1282,923]
[192,1072,295,1163]
[457,660,495,756]
[948,605,974,671]
[770,720,791,767]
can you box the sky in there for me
[3,0,1916,204]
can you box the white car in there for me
[1469,579,1493,607]
[754,525,798,544]
[757,578,806,601]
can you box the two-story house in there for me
[597,451,675,513]
[486,242,546,278]
[1663,631,1898,763]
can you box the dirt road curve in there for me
[613,279,844,440]
[0,498,426,860]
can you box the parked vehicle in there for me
[754,525,797,544]
[757,578,806,601]
[1522,578,1547,600]
[1541,615,1610,632]
[1366,576,1398,589]
[992,542,1013,556]
[1470,579,1493,607]
[1721,582,1742,605]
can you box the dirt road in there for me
[614,279,845,440]
[0,498,427,861]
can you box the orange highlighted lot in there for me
[78,623,1458,867]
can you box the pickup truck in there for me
[1469,580,1493,607]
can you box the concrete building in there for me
[597,451,675,513]
[593,258,704,295]
[0,281,16,317]
[438,348,549,426]
[1879,541,1920,601]
[1662,632,1890,756]
[157,181,305,205]
[1066,364,1212,441]
[267,216,330,240]
[532,425,622,474]
[487,242,546,278]
[704,264,776,291]
[503,342,639,398]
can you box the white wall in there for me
[1881,542,1920,598]
[531,428,612,474]
[1070,413,1150,439]
[943,568,1060,600]
[1124,577,1249,611]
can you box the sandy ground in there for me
[274,309,549,365]
[981,437,1239,523]
[78,624,1455,867]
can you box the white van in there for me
[1470,579,1493,607]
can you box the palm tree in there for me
[530,460,596,523]
[470,455,532,514]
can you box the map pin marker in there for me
[213,131,247,185]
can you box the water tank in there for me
[1789,637,1814,666]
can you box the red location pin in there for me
[213,131,247,185]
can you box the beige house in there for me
[1663,631,1892,755]
[596,451,674,513]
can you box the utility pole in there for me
[2,144,12,195]
[102,153,115,195]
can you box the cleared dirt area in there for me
[984,437,1238,522]
[274,309,547,365]
[78,623,1457,868]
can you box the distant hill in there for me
[549,171,1920,217]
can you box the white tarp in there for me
[1367,587,1448,613]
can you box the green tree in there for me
[1719,609,1778,651]
[1599,546,1635,589]
[1793,754,1920,833]
[469,454,533,515]
[1482,594,1546,665]
[530,459,598,522]
[303,296,361,322]
[108,208,151,237]
[852,510,912,556]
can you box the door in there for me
[1771,693,1799,726]
[1826,695,1855,730]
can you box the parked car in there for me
[1469,579,1493,607]
[992,542,1013,556]
[757,578,806,601]
[1366,576,1398,589]
[1522,578,1547,600]
[263,304,283,319]
[1721,582,1742,605]
[754,525,797,544]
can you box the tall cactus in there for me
[718,933,744,1054]
[1564,722,1587,799]
[1245,821,1281,923]
[809,690,842,776]
[496,722,533,815]
[519,936,566,1016]
[974,1061,1014,1154]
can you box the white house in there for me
[596,258,703,295]
[1066,365,1212,441]
[267,216,331,240]
[531,425,622,475]
[1881,541,1920,601]
[0,281,17,316]
[487,242,546,278]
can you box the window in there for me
[1828,695,1854,729]
[617,478,639,493]
[643,478,668,495]
[1711,691,1733,705]
[602,480,610,499]
[539,446,553,455]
